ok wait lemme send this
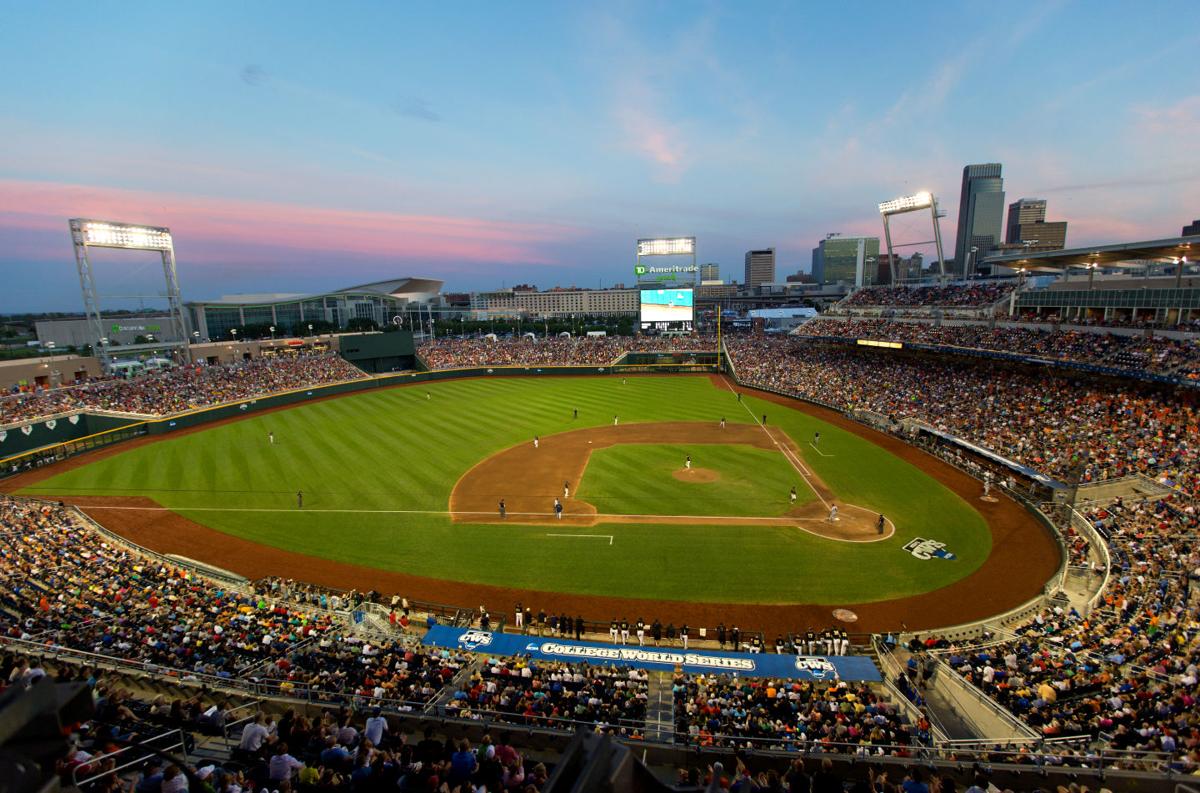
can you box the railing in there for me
[873,638,949,744]
[1068,507,1113,613]
[922,654,1039,742]
[72,728,190,788]
[11,631,1190,775]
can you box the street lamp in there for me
[864,256,877,286]
[966,246,978,279]
[270,325,276,340]
[230,328,238,341]
[307,324,313,339]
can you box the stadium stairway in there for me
[642,671,675,744]
[425,657,485,715]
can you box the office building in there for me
[1006,198,1068,250]
[811,235,880,286]
[700,263,720,282]
[472,286,639,318]
[954,163,1006,274]
[1185,219,1200,236]
[744,249,776,288]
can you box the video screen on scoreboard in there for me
[639,287,694,330]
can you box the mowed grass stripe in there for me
[23,376,992,604]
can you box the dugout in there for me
[337,331,418,373]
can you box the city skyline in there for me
[1,2,1198,311]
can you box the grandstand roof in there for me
[188,276,443,306]
[983,235,1199,272]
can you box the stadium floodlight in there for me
[877,192,932,215]
[875,191,947,282]
[69,218,189,372]
[81,221,173,251]
[637,237,696,257]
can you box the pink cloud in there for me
[0,179,583,266]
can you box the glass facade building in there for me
[187,278,442,341]
[812,237,880,286]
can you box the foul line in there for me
[720,377,829,510]
[546,533,614,545]
[64,503,812,522]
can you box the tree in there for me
[346,317,379,332]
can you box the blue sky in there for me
[1,1,1197,311]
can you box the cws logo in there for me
[458,630,494,650]
[903,538,957,561]
[794,657,837,679]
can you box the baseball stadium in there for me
[3,6,1199,792]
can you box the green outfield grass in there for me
[19,375,992,604]
[577,443,814,517]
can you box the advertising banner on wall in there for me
[421,625,880,681]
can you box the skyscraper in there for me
[954,163,1005,275]
[1006,198,1067,250]
[700,263,720,282]
[744,249,776,288]
[1184,219,1200,236]
[1006,198,1046,242]
[811,236,880,286]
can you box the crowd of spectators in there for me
[443,656,649,736]
[844,283,1017,308]
[937,493,1199,768]
[0,352,366,425]
[725,336,1200,492]
[1013,311,1200,332]
[673,673,917,753]
[228,709,552,793]
[0,498,481,713]
[417,335,716,369]
[797,318,1200,377]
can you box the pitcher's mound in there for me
[673,467,719,483]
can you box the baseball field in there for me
[13,374,1059,631]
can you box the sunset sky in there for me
[1,2,1197,311]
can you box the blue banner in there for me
[421,626,880,682]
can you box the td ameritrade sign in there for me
[421,625,880,681]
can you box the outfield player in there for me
[268,431,275,445]
[609,619,619,643]
[790,486,797,504]
[719,417,726,429]
[620,618,630,644]
[573,408,578,419]
[636,618,645,646]
[533,435,539,449]
[613,415,619,426]
[813,431,820,447]
[296,490,303,509]
[425,392,431,400]
[685,455,691,469]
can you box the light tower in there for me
[877,192,948,283]
[68,219,189,371]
